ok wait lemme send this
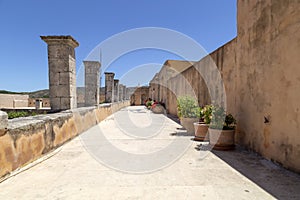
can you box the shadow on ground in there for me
[167,114,300,199]
[212,147,300,199]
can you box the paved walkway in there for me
[0,106,300,199]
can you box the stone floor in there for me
[0,106,299,199]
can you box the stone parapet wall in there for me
[0,101,130,179]
[0,94,29,108]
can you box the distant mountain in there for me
[0,90,25,95]
[0,89,49,98]
[0,86,138,99]
[28,89,49,98]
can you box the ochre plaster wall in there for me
[0,101,130,179]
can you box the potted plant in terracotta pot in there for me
[193,104,212,141]
[177,96,199,135]
[208,106,236,150]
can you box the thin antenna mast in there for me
[99,49,102,87]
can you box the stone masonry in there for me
[119,84,124,101]
[84,61,101,106]
[41,35,79,111]
[104,72,115,103]
[113,79,119,102]
[149,0,300,173]
[0,111,8,137]
[122,85,126,100]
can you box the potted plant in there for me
[177,96,199,134]
[208,106,236,150]
[145,99,153,109]
[193,104,212,141]
[151,101,165,114]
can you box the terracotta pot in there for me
[208,128,235,150]
[193,122,209,141]
[151,104,165,114]
[180,117,198,135]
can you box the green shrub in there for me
[177,96,199,118]
[146,100,153,108]
[7,111,28,119]
[209,106,236,130]
[201,104,213,124]
[7,111,39,119]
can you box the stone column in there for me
[126,88,131,100]
[114,80,119,102]
[105,72,115,103]
[122,85,126,100]
[84,61,101,106]
[0,111,8,136]
[119,84,124,101]
[41,35,79,111]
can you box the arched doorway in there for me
[141,94,147,105]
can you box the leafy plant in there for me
[201,104,213,124]
[177,96,199,118]
[7,111,28,119]
[7,111,39,119]
[42,95,49,98]
[209,106,236,130]
[146,100,153,108]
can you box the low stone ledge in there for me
[68,106,96,116]
[0,101,130,179]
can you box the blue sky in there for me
[0,0,236,92]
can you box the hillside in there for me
[0,87,138,98]
[0,89,49,98]
[28,89,49,98]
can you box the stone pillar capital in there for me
[41,35,79,48]
[83,61,101,69]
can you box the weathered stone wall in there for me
[0,101,130,179]
[165,39,236,116]
[152,0,300,173]
[126,87,136,101]
[235,0,300,172]
[150,60,194,105]
[0,94,29,108]
[28,98,50,108]
[130,86,149,105]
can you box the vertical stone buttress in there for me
[119,84,124,101]
[84,61,101,106]
[41,35,79,110]
[104,72,115,103]
[122,85,126,101]
[114,79,119,102]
